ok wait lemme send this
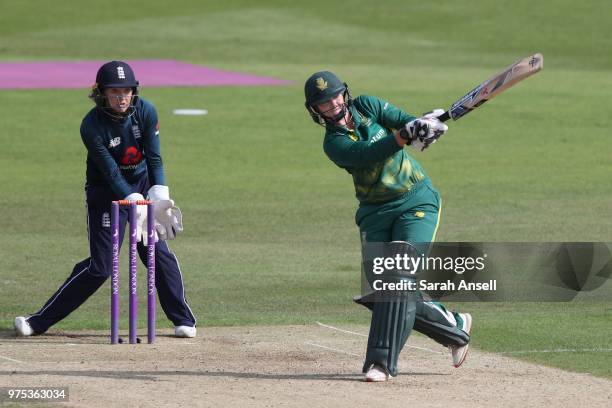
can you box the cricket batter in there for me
[304,71,472,381]
[14,61,197,338]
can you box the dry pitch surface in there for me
[1,324,611,407]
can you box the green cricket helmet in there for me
[304,71,352,126]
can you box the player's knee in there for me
[88,260,112,278]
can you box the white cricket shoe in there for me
[450,313,472,368]
[174,325,196,338]
[364,364,391,382]
[14,316,34,337]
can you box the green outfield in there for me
[0,0,610,378]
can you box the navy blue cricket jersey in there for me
[80,98,165,198]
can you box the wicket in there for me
[110,200,156,344]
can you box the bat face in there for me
[441,53,543,122]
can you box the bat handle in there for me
[437,111,451,122]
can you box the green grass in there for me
[0,0,610,378]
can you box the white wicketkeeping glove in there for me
[400,108,448,151]
[147,185,184,241]
[124,192,154,245]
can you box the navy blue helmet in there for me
[89,61,139,120]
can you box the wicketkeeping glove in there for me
[399,109,448,151]
[147,185,184,241]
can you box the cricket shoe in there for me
[14,316,34,337]
[450,313,472,368]
[174,325,197,338]
[364,364,392,382]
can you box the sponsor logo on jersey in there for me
[348,132,358,142]
[120,146,143,168]
[415,211,425,218]
[155,122,160,136]
[370,128,385,143]
[132,125,141,139]
[108,137,121,148]
[117,66,125,79]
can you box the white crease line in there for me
[502,348,612,354]
[0,354,25,364]
[315,321,443,355]
[315,321,367,337]
[315,322,612,356]
[304,341,361,357]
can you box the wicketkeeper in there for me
[304,71,472,382]
[15,61,197,338]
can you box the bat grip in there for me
[437,111,451,122]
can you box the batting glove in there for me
[399,109,448,151]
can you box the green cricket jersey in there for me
[323,95,429,204]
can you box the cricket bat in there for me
[437,53,543,122]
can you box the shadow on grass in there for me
[0,329,15,339]
[0,329,180,344]
[0,369,449,382]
